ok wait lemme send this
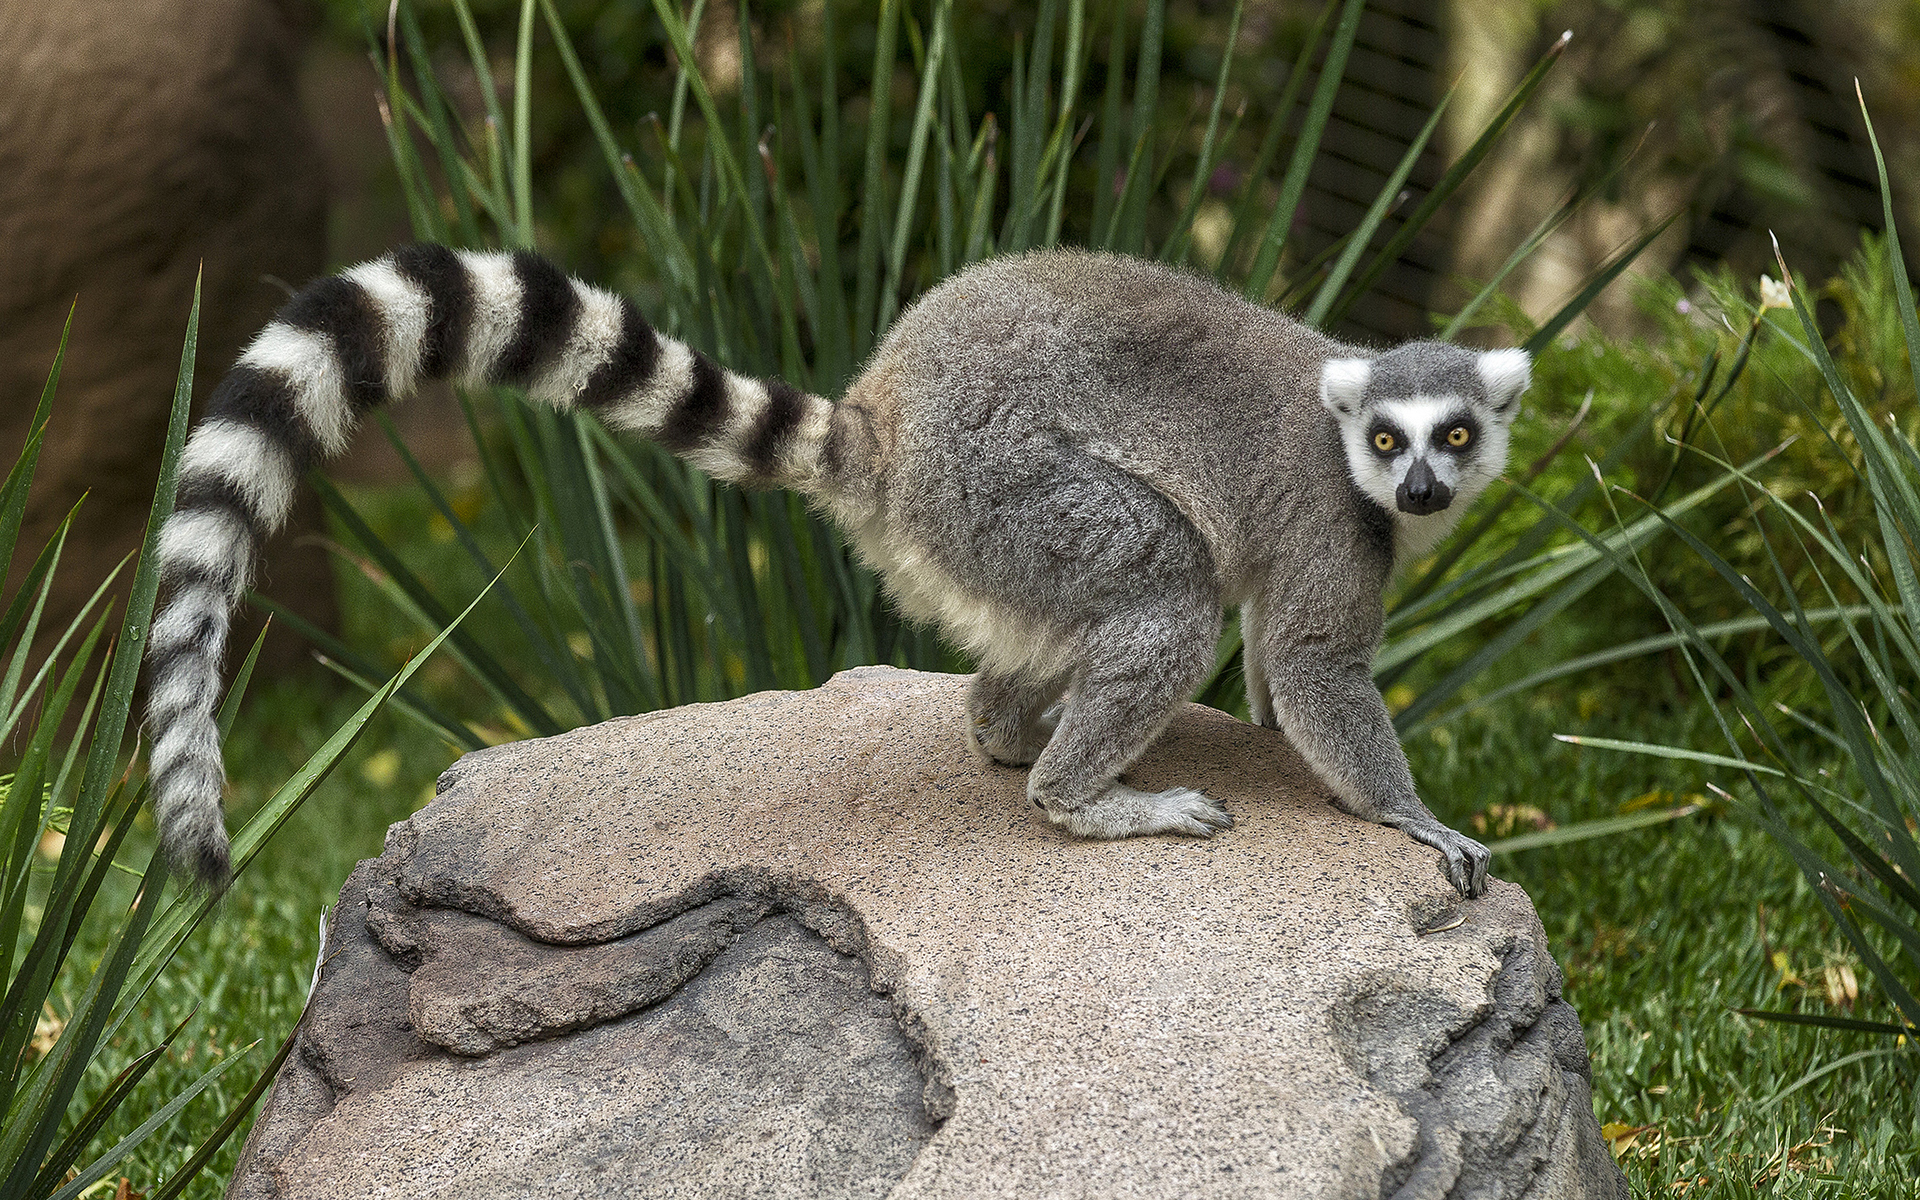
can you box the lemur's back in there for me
[828,250,1368,598]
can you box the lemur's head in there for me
[1319,342,1530,526]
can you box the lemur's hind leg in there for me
[966,669,1068,767]
[1241,597,1275,728]
[1027,596,1231,839]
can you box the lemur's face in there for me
[1319,344,1530,521]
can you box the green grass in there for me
[1415,703,1919,1195]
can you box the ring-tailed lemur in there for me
[147,246,1526,896]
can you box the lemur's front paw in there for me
[1044,785,1234,840]
[1399,820,1490,897]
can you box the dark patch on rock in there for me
[232,877,934,1198]
[1332,924,1624,1200]
[403,895,770,1055]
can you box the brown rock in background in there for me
[0,0,333,667]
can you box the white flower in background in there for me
[1758,274,1792,312]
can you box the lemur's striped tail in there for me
[146,244,836,888]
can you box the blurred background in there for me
[8,0,1919,654]
[5,3,1920,1196]
[307,0,1920,335]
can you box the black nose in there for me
[1396,459,1453,516]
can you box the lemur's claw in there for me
[1401,821,1490,898]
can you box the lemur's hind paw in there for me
[1401,820,1491,898]
[969,702,1063,768]
[1049,785,1234,840]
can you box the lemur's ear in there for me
[1319,358,1372,416]
[1475,348,1531,419]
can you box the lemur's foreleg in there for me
[1248,617,1489,897]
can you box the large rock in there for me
[230,667,1626,1199]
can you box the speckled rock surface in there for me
[228,666,1626,1200]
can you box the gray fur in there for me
[818,253,1527,896]
[150,246,1526,898]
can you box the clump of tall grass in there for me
[1556,94,1920,1092]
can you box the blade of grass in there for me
[876,0,950,337]
[1682,265,1920,885]
[376,42,448,244]
[1114,0,1166,254]
[850,0,901,357]
[1215,0,1332,282]
[1390,555,1611,733]
[311,473,562,736]
[0,618,109,997]
[43,1041,255,1200]
[961,115,999,263]
[660,0,709,211]
[1400,607,1871,739]
[0,547,124,748]
[1551,734,1786,776]
[216,626,269,742]
[509,0,536,246]
[0,515,76,727]
[1242,0,1364,302]
[1486,803,1702,854]
[1325,30,1571,329]
[0,305,69,600]
[397,3,482,247]
[1858,85,1920,460]
[247,595,483,751]
[641,0,804,367]
[1522,212,1679,355]
[371,411,595,718]
[1042,0,1088,247]
[573,419,657,705]
[539,2,698,300]
[26,1010,194,1197]
[999,0,1057,254]
[1757,1047,1905,1109]
[1441,127,1653,340]
[1159,0,1244,266]
[1089,5,1128,247]
[143,1020,302,1200]
[1733,1010,1910,1036]
[0,845,172,1195]
[1303,90,1450,327]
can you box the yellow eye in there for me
[1447,425,1471,448]
[1372,431,1397,453]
